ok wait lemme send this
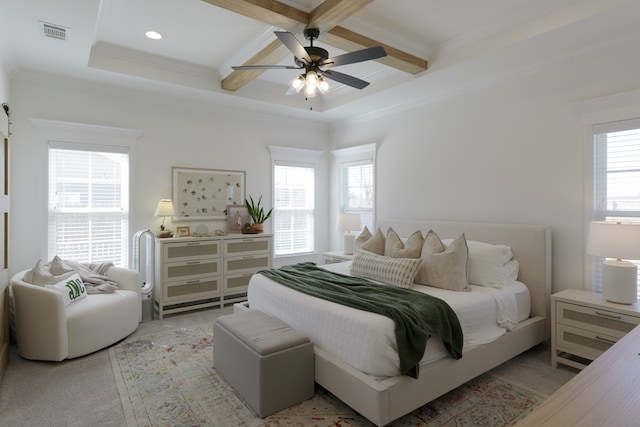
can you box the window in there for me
[269,146,323,257]
[48,143,129,266]
[340,160,374,231]
[332,143,376,232]
[592,119,640,294]
[273,163,315,255]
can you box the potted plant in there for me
[245,195,272,233]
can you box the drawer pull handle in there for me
[595,311,622,320]
[595,335,617,345]
[186,280,201,284]
[186,261,201,265]
[187,243,202,246]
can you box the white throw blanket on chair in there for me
[23,256,119,293]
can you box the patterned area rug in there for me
[109,324,545,426]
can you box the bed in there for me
[246,219,552,426]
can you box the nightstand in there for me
[322,251,354,264]
[551,288,640,370]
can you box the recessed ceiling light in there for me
[145,30,162,40]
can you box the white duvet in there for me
[247,261,530,378]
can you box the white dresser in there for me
[154,234,272,319]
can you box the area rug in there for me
[109,324,546,426]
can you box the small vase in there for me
[252,223,264,233]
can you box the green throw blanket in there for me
[258,262,463,379]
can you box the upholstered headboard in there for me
[378,219,552,334]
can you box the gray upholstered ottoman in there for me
[213,310,314,418]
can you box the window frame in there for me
[590,119,640,294]
[31,118,141,267]
[331,143,377,248]
[48,141,130,266]
[269,145,323,258]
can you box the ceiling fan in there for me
[231,28,387,97]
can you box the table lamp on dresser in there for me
[154,198,175,238]
[338,213,361,255]
[587,221,640,304]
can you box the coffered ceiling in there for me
[0,0,638,122]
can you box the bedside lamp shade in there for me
[587,221,640,304]
[338,213,361,255]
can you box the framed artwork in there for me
[176,226,191,237]
[226,205,250,234]
[172,167,245,221]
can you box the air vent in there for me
[41,22,67,40]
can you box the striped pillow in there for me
[351,250,422,288]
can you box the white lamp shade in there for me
[337,213,361,232]
[154,199,175,217]
[587,221,640,260]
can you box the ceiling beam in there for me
[210,0,428,91]
[326,26,428,74]
[308,0,373,33]
[200,0,307,32]
[221,39,290,91]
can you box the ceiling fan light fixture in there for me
[290,75,305,93]
[305,70,319,88]
[318,77,330,94]
[304,84,317,98]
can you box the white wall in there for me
[330,38,640,294]
[8,76,330,274]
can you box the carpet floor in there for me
[110,323,547,426]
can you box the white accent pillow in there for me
[351,250,422,288]
[442,239,518,288]
[45,273,87,305]
[384,227,423,258]
[415,231,469,291]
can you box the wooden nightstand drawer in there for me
[555,301,640,339]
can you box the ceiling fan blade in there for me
[275,31,312,64]
[232,65,303,70]
[320,46,387,67]
[321,70,370,90]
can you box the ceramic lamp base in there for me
[602,260,638,304]
[343,233,356,255]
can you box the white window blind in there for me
[273,163,315,255]
[48,144,129,267]
[592,120,640,294]
[340,160,374,231]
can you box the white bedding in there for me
[247,261,531,378]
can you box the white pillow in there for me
[442,239,517,288]
[351,250,422,288]
[45,273,87,305]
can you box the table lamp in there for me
[154,198,175,238]
[338,213,361,255]
[587,221,640,304]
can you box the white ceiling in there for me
[1,0,639,123]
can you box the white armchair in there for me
[10,266,142,361]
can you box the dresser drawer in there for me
[163,240,220,262]
[224,254,270,275]
[223,237,271,257]
[222,272,254,295]
[555,301,640,339]
[161,277,221,304]
[556,323,619,361]
[163,259,220,282]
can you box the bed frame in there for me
[245,220,552,426]
[315,220,551,426]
